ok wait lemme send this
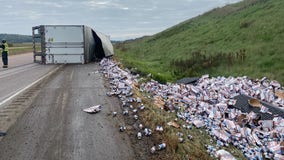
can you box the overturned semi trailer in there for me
[32,25,114,64]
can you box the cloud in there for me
[83,0,129,10]
[4,10,42,20]
[122,7,129,10]
[23,0,64,8]
[27,11,43,20]
[5,5,13,9]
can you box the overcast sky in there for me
[1,0,241,40]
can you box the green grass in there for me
[7,43,34,55]
[115,0,284,84]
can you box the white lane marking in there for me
[0,66,61,107]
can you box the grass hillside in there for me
[115,0,284,84]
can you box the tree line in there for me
[0,34,33,43]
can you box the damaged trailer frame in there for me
[32,25,114,64]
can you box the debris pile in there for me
[0,131,6,137]
[83,105,102,114]
[100,58,162,150]
[141,75,284,159]
[100,58,284,159]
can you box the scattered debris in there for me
[216,149,236,160]
[138,123,143,130]
[144,128,152,136]
[0,131,6,137]
[187,134,193,140]
[139,104,145,110]
[275,90,284,99]
[178,137,184,143]
[83,105,102,114]
[136,97,142,103]
[167,121,180,128]
[192,119,205,128]
[248,98,261,108]
[119,125,126,132]
[150,146,156,154]
[155,125,163,132]
[99,58,284,159]
[137,132,142,140]
[158,143,166,150]
[122,110,129,115]
[132,109,138,113]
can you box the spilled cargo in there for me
[99,58,284,159]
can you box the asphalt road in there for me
[0,53,57,106]
[0,63,57,105]
[0,63,135,160]
[0,52,34,69]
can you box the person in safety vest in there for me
[0,39,9,68]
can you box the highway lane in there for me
[0,63,135,160]
[0,53,58,108]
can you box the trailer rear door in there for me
[44,25,85,64]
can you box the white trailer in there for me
[32,25,114,64]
